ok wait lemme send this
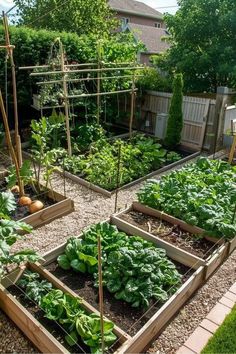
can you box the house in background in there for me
[109,0,170,64]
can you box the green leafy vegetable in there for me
[57,222,181,308]
[137,157,236,239]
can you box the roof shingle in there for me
[127,23,170,53]
[109,0,163,19]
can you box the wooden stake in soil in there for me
[59,39,72,156]
[114,142,122,213]
[0,90,24,196]
[97,42,102,124]
[129,73,136,138]
[97,234,105,354]
[2,12,22,167]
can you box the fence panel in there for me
[142,91,216,151]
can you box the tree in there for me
[164,73,183,148]
[153,0,236,92]
[13,0,117,36]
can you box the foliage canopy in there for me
[13,0,117,36]
[153,0,236,92]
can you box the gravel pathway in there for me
[1,156,235,353]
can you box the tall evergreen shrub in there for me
[164,73,183,148]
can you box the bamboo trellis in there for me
[0,11,22,167]
[20,39,144,156]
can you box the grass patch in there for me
[202,304,236,353]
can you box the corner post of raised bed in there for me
[59,39,72,157]
[2,11,22,168]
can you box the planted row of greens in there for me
[0,191,41,280]
[29,114,181,191]
[137,157,236,239]
[17,271,116,353]
[58,222,182,308]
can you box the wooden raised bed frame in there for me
[0,218,204,353]
[38,218,205,353]
[22,143,200,198]
[112,202,229,281]
[0,263,129,354]
[0,171,74,228]
[56,151,200,198]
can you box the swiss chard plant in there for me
[137,157,236,239]
[17,271,117,353]
[57,222,181,308]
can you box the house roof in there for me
[109,0,163,20]
[127,23,170,54]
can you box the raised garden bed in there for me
[112,202,228,280]
[55,148,200,198]
[0,263,128,354]
[22,123,200,198]
[137,157,236,258]
[0,172,74,228]
[40,218,204,353]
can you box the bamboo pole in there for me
[114,142,122,213]
[2,12,22,167]
[67,88,138,99]
[29,66,143,76]
[97,42,102,124]
[97,234,105,354]
[129,74,137,138]
[59,40,72,156]
[19,62,141,70]
[0,90,24,196]
[36,75,144,86]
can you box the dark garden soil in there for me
[8,285,89,354]
[46,260,193,336]
[0,150,12,171]
[120,211,219,260]
[0,180,55,221]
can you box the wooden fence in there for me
[140,91,217,151]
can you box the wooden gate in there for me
[141,91,216,151]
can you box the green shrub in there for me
[0,26,142,109]
[137,67,172,92]
[164,73,183,148]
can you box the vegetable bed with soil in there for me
[137,157,236,240]
[42,220,205,353]
[24,114,199,196]
[6,267,119,354]
[0,169,74,228]
[119,209,218,260]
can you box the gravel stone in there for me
[2,157,235,353]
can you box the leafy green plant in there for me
[164,73,184,148]
[0,191,16,219]
[17,271,117,353]
[137,157,236,239]
[18,270,52,302]
[62,135,181,191]
[58,222,181,308]
[72,123,106,152]
[0,192,42,279]
[6,160,35,190]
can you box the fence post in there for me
[211,86,234,153]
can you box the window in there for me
[121,17,129,28]
[155,22,161,28]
